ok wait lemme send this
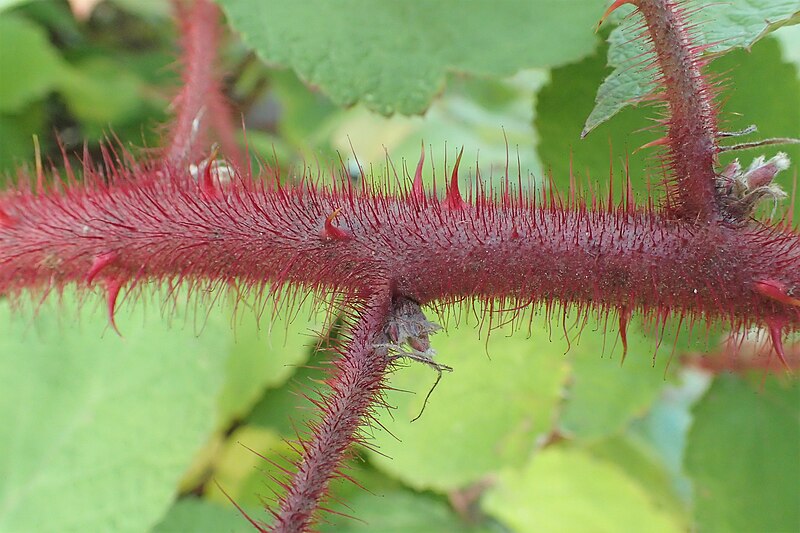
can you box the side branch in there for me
[607,0,721,220]
[267,292,393,532]
[166,0,243,166]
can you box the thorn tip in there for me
[443,147,467,211]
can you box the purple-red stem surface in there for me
[0,0,798,531]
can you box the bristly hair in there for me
[1,139,798,356]
[598,0,787,224]
[165,0,245,168]
[1,0,799,531]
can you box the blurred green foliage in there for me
[0,1,798,532]
[584,0,799,134]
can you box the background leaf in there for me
[366,311,682,498]
[153,498,251,533]
[0,14,65,112]
[585,0,799,133]
[215,298,325,426]
[0,293,232,533]
[320,490,487,533]
[201,425,294,512]
[57,57,144,126]
[482,446,683,533]
[558,324,675,442]
[685,375,800,533]
[369,316,570,491]
[0,103,45,174]
[216,0,605,115]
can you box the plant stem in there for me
[166,0,244,167]
[635,0,720,220]
[1,174,797,331]
[268,292,392,532]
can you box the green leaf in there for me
[0,104,44,175]
[685,375,800,533]
[585,0,799,133]
[558,323,675,442]
[109,0,172,19]
[199,427,429,530]
[216,0,605,115]
[368,317,570,491]
[329,71,547,194]
[482,446,683,533]
[0,293,231,533]
[321,489,488,533]
[56,57,144,127]
[0,0,40,13]
[203,425,295,511]
[588,434,690,526]
[215,297,325,426]
[0,14,65,113]
[536,43,664,203]
[628,369,712,503]
[153,498,252,533]
[268,68,340,149]
[367,309,676,491]
[245,348,335,436]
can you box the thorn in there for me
[321,207,352,241]
[766,319,791,372]
[619,306,631,365]
[568,151,577,208]
[596,0,636,32]
[200,144,221,198]
[411,140,425,202]
[105,278,124,336]
[788,172,797,228]
[754,279,800,307]
[502,128,511,206]
[636,137,669,153]
[443,147,467,211]
[624,156,634,213]
[0,207,14,228]
[86,252,117,284]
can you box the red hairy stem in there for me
[0,170,798,335]
[607,0,720,220]
[266,293,392,532]
[1,0,798,529]
[165,0,244,167]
